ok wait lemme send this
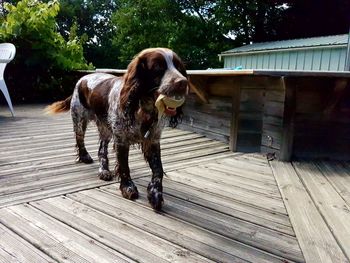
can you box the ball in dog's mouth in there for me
[155,94,185,118]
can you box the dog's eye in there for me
[173,60,186,76]
[157,70,165,77]
[154,67,165,76]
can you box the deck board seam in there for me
[292,162,350,262]
[68,189,298,263]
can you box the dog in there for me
[46,48,188,210]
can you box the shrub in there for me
[0,0,93,103]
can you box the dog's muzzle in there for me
[155,94,185,119]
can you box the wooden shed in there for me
[219,34,349,71]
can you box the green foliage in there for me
[0,0,93,103]
[177,0,288,45]
[55,0,118,68]
[0,0,348,92]
[112,0,294,69]
[179,0,350,45]
[112,0,179,64]
[0,0,92,71]
[112,0,230,69]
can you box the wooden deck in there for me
[0,105,349,263]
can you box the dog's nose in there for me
[174,78,188,94]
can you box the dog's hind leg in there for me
[97,122,113,181]
[115,138,139,199]
[71,104,93,164]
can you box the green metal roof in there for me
[221,34,348,55]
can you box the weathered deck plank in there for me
[126,180,302,262]
[180,166,282,197]
[0,104,320,262]
[0,106,233,207]
[70,187,292,263]
[0,205,134,263]
[30,197,214,263]
[136,175,294,234]
[163,170,287,214]
[67,189,249,263]
[0,222,57,263]
[293,161,350,261]
[270,161,348,263]
[315,161,350,206]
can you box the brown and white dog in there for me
[46,48,188,210]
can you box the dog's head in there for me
[119,48,188,127]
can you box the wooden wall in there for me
[236,77,264,152]
[261,77,350,160]
[93,68,350,160]
[178,94,231,143]
[179,76,266,152]
[293,78,350,160]
[261,78,286,157]
[181,74,350,160]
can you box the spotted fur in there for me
[46,48,188,210]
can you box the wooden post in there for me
[229,79,241,151]
[188,76,210,104]
[345,28,350,71]
[280,77,296,161]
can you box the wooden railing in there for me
[95,69,350,161]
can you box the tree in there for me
[276,0,350,39]
[55,0,119,68]
[213,0,283,43]
[212,0,350,43]
[3,0,349,72]
[0,0,92,102]
[112,0,230,69]
[178,1,290,44]
[0,0,90,70]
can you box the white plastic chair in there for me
[0,43,16,117]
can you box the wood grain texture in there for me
[229,82,241,151]
[31,197,213,263]
[0,105,232,207]
[294,161,350,261]
[0,222,56,263]
[315,161,350,206]
[188,76,210,103]
[279,77,296,161]
[4,104,350,263]
[0,206,132,263]
[270,161,348,263]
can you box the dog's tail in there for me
[45,95,72,114]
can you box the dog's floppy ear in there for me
[119,55,147,122]
[169,54,187,128]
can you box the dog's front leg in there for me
[115,139,139,200]
[143,142,164,210]
[98,139,113,181]
[97,121,113,181]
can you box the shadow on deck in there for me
[0,105,349,263]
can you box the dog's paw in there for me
[147,180,164,211]
[77,154,93,164]
[120,180,139,200]
[98,170,113,181]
